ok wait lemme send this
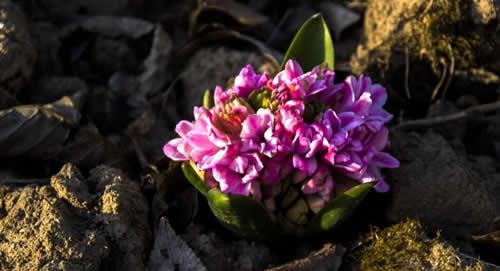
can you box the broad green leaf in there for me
[182,161,280,240]
[182,161,372,239]
[308,183,373,232]
[181,161,209,196]
[207,189,279,240]
[281,13,334,71]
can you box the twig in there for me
[423,0,434,14]
[404,46,411,99]
[430,59,448,101]
[393,100,500,130]
[439,43,455,103]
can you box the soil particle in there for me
[50,163,93,209]
[0,185,108,271]
[93,165,152,271]
[0,163,151,271]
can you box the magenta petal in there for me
[212,165,239,192]
[372,152,400,168]
[242,164,259,183]
[338,112,364,131]
[214,86,229,105]
[293,155,318,175]
[356,75,372,98]
[187,133,215,150]
[163,138,188,161]
[231,182,251,196]
[198,147,232,170]
[285,59,303,79]
[230,156,248,174]
[370,127,389,151]
[351,92,372,115]
[374,180,390,192]
[368,84,387,108]
[175,121,193,138]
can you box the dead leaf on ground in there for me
[190,0,269,34]
[79,16,154,39]
[138,24,172,100]
[0,91,84,158]
[148,217,206,271]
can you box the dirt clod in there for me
[0,164,151,271]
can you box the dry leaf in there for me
[148,217,206,271]
[0,92,84,158]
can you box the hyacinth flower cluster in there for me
[163,59,399,225]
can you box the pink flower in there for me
[211,151,265,198]
[278,100,304,133]
[163,107,233,169]
[240,108,275,154]
[331,126,399,192]
[232,64,269,98]
[272,60,328,101]
[292,123,327,175]
[163,60,399,207]
[328,75,393,131]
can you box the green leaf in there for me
[202,89,213,109]
[281,13,334,71]
[308,183,373,232]
[207,189,280,240]
[182,162,372,239]
[181,161,209,197]
[182,162,280,240]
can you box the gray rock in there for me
[387,131,500,235]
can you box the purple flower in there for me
[211,151,264,198]
[329,75,393,131]
[240,108,275,154]
[334,126,399,192]
[292,123,327,175]
[278,100,304,133]
[233,65,269,98]
[272,60,327,101]
[163,107,234,169]
[163,60,400,211]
